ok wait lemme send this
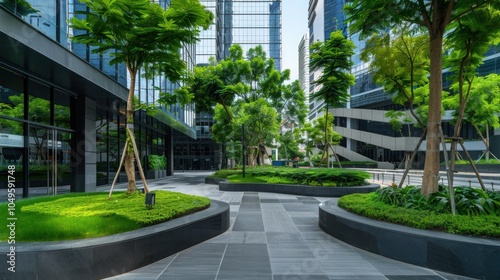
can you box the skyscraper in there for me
[217,0,282,70]
[298,34,310,107]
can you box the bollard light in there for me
[145,192,156,208]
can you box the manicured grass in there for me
[211,167,370,187]
[338,192,500,238]
[0,191,210,242]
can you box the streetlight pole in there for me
[242,124,245,178]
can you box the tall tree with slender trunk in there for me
[345,0,500,196]
[70,0,213,194]
[309,30,355,166]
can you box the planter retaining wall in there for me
[0,200,230,280]
[319,200,500,279]
[205,178,379,197]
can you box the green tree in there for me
[345,0,500,196]
[278,129,303,161]
[70,0,212,194]
[309,30,355,167]
[361,25,432,178]
[236,99,280,166]
[304,113,343,167]
[184,45,306,166]
[444,74,500,162]
[361,25,429,128]
[442,6,500,190]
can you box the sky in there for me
[281,0,309,82]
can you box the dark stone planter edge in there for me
[318,199,500,280]
[0,199,230,280]
[205,177,379,197]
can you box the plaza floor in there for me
[100,171,476,280]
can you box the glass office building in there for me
[217,0,282,70]
[0,1,197,198]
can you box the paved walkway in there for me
[102,171,475,280]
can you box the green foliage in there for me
[236,98,280,149]
[278,130,303,160]
[375,186,500,215]
[444,74,500,133]
[454,159,500,165]
[309,30,355,108]
[338,193,500,238]
[210,167,370,187]
[148,154,167,170]
[184,44,306,128]
[361,25,429,128]
[0,191,210,241]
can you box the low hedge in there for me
[210,167,370,187]
[338,192,500,238]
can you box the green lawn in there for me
[0,191,210,241]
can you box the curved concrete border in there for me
[205,178,379,197]
[318,200,500,280]
[0,200,230,280]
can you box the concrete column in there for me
[166,132,173,176]
[72,96,96,192]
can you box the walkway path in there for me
[102,171,474,280]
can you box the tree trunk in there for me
[421,35,444,196]
[125,69,137,193]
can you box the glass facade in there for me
[0,0,200,197]
[0,65,76,197]
[198,0,218,65]
[217,0,282,70]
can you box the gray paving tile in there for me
[386,276,445,280]
[208,231,267,244]
[263,210,299,232]
[273,275,330,280]
[267,232,305,244]
[218,244,271,276]
[232,212,265,231]
[239,202,261,211]
[103,172,472,280]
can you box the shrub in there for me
[338,193,500,237]
[148,155,166,170]
[375,186,500,216]
[210,167,370,187]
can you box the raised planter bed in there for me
[0,200,230,280]
[205,178,379,197]
[318,199,500,280]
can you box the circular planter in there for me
[319,199,500,280]
[206,178,379,197]
[0,200,230,280]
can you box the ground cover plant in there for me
[210,167,370,187]
[338,186,500,238]
[0,191,210,242]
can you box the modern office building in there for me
[0,1,197,197]
[217,0,282,70]
[298,34,310,107]
[307,0,500,168]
